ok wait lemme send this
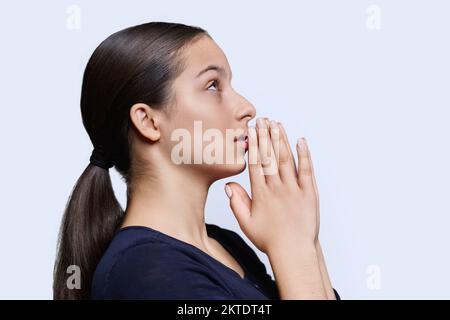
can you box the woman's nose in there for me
[235,94,256,123]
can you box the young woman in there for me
[53,21,340,300]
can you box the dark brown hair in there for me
[53,21,208,299]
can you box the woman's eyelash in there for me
[207,79,220,91]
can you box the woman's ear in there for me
[129,103,161,142]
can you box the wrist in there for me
[266,237,317,260]
[267,240,326,299]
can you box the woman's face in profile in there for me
[161,35,257,180]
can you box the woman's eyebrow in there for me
[195,64,232,80]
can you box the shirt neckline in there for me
[118,224,249,281]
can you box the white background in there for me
[1,0,449,299]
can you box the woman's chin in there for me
[209,160,247,180]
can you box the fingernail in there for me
[270,120,278,128]
[225,184,233,199]
[297,137,304,151]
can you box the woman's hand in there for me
[225,117,320,254]
[225,118,337,299]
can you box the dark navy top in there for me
[91,223,340,300]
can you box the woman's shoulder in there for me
[95,224,254,280]
[91,225,234,299]
[91,223,281,299]
[91,226,170,298]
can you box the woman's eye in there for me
[207,80,219,91]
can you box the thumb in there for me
[224,182,251,229]
[226,182,252,209]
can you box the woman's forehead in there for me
[182,37,231,79]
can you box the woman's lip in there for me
[234,135,249,150]
[234,133,248,142]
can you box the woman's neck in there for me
[121,164,214,248]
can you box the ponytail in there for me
[53,21,208,299]
[53,164,123,299]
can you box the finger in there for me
[308,148,320,238]
[225,183,251,230]
[277,122,298,176]
[296,137,315,194]
[256,118,280,184]
[310,157,319,199]
[247,126,265,192]
[309,152,320,210]
[295,135,320,238]
[268,120,282,163]
[270,121,298,184]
